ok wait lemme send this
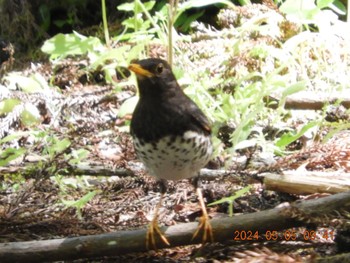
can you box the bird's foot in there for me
[146,219,170,250]
[192,187,214,243]
[192,213,214,243]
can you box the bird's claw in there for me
[146,219,170,250]
[192,214,214,243]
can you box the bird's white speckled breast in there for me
[133,131,212,181]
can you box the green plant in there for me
[61,190,97,220]
[0,147,26,167]
[0,131,42,167]
[280,0,346,31]
[275,121,320,152]
[116,0,235,63]
[40,133,88,174]
[41,31,103,60]
[101,0,110,47]
[41,31,142,88]
[0,173,25,192]
[208,186,252,217]
[0,73,56,137]
[117,0,166,43]
[42,136,71,161]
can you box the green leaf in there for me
[118,1,155,11]
[208,186,252,217]
[4,73,52,93]
[276,121,319,150]
[21,105,40,126]
[118,96,139,117]
[46,137,71,159]
[280,0,319,21]
[61,191,96,208]
[5,75,37,93]
[41,32,102,60]
[175,10,205,32]
[0,131,43,144]
[0,147,26,166]
[122,17,146,29]
[117,2,135,11]
[175,0,235,22]
[61,191,97,220]
[278,81,306,108]
[143,1,156,11]
[281,82,306,97]
[89,45,131,68]
[52,138,71,155]
[249,46,269,59]
[329,1,347,15]
[0,99,21,114]
[238,0,252,4]
[68,149,89,165]
[317,0,334,9]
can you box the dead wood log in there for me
[262,171,350,195]
[0,161,229,180]
[0,191,349,263]
[0,163,134,177]
[266,91,350,110]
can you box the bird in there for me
[128,58,214,249]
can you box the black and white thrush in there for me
[128,58,213,249]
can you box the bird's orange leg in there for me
[146,184,170,250]
[192,187,214,243]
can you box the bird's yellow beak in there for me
[128,63,154,78]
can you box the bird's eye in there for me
[155,63,164,74]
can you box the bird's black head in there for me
[129,58,212,139]
[128,58,179,98]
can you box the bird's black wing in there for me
[186,98,212,135]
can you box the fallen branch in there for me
[266,91,350,110]
[262,171,350,195]
[1,191,349,263]
[0,161,230,181]
[0,163,134,177]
